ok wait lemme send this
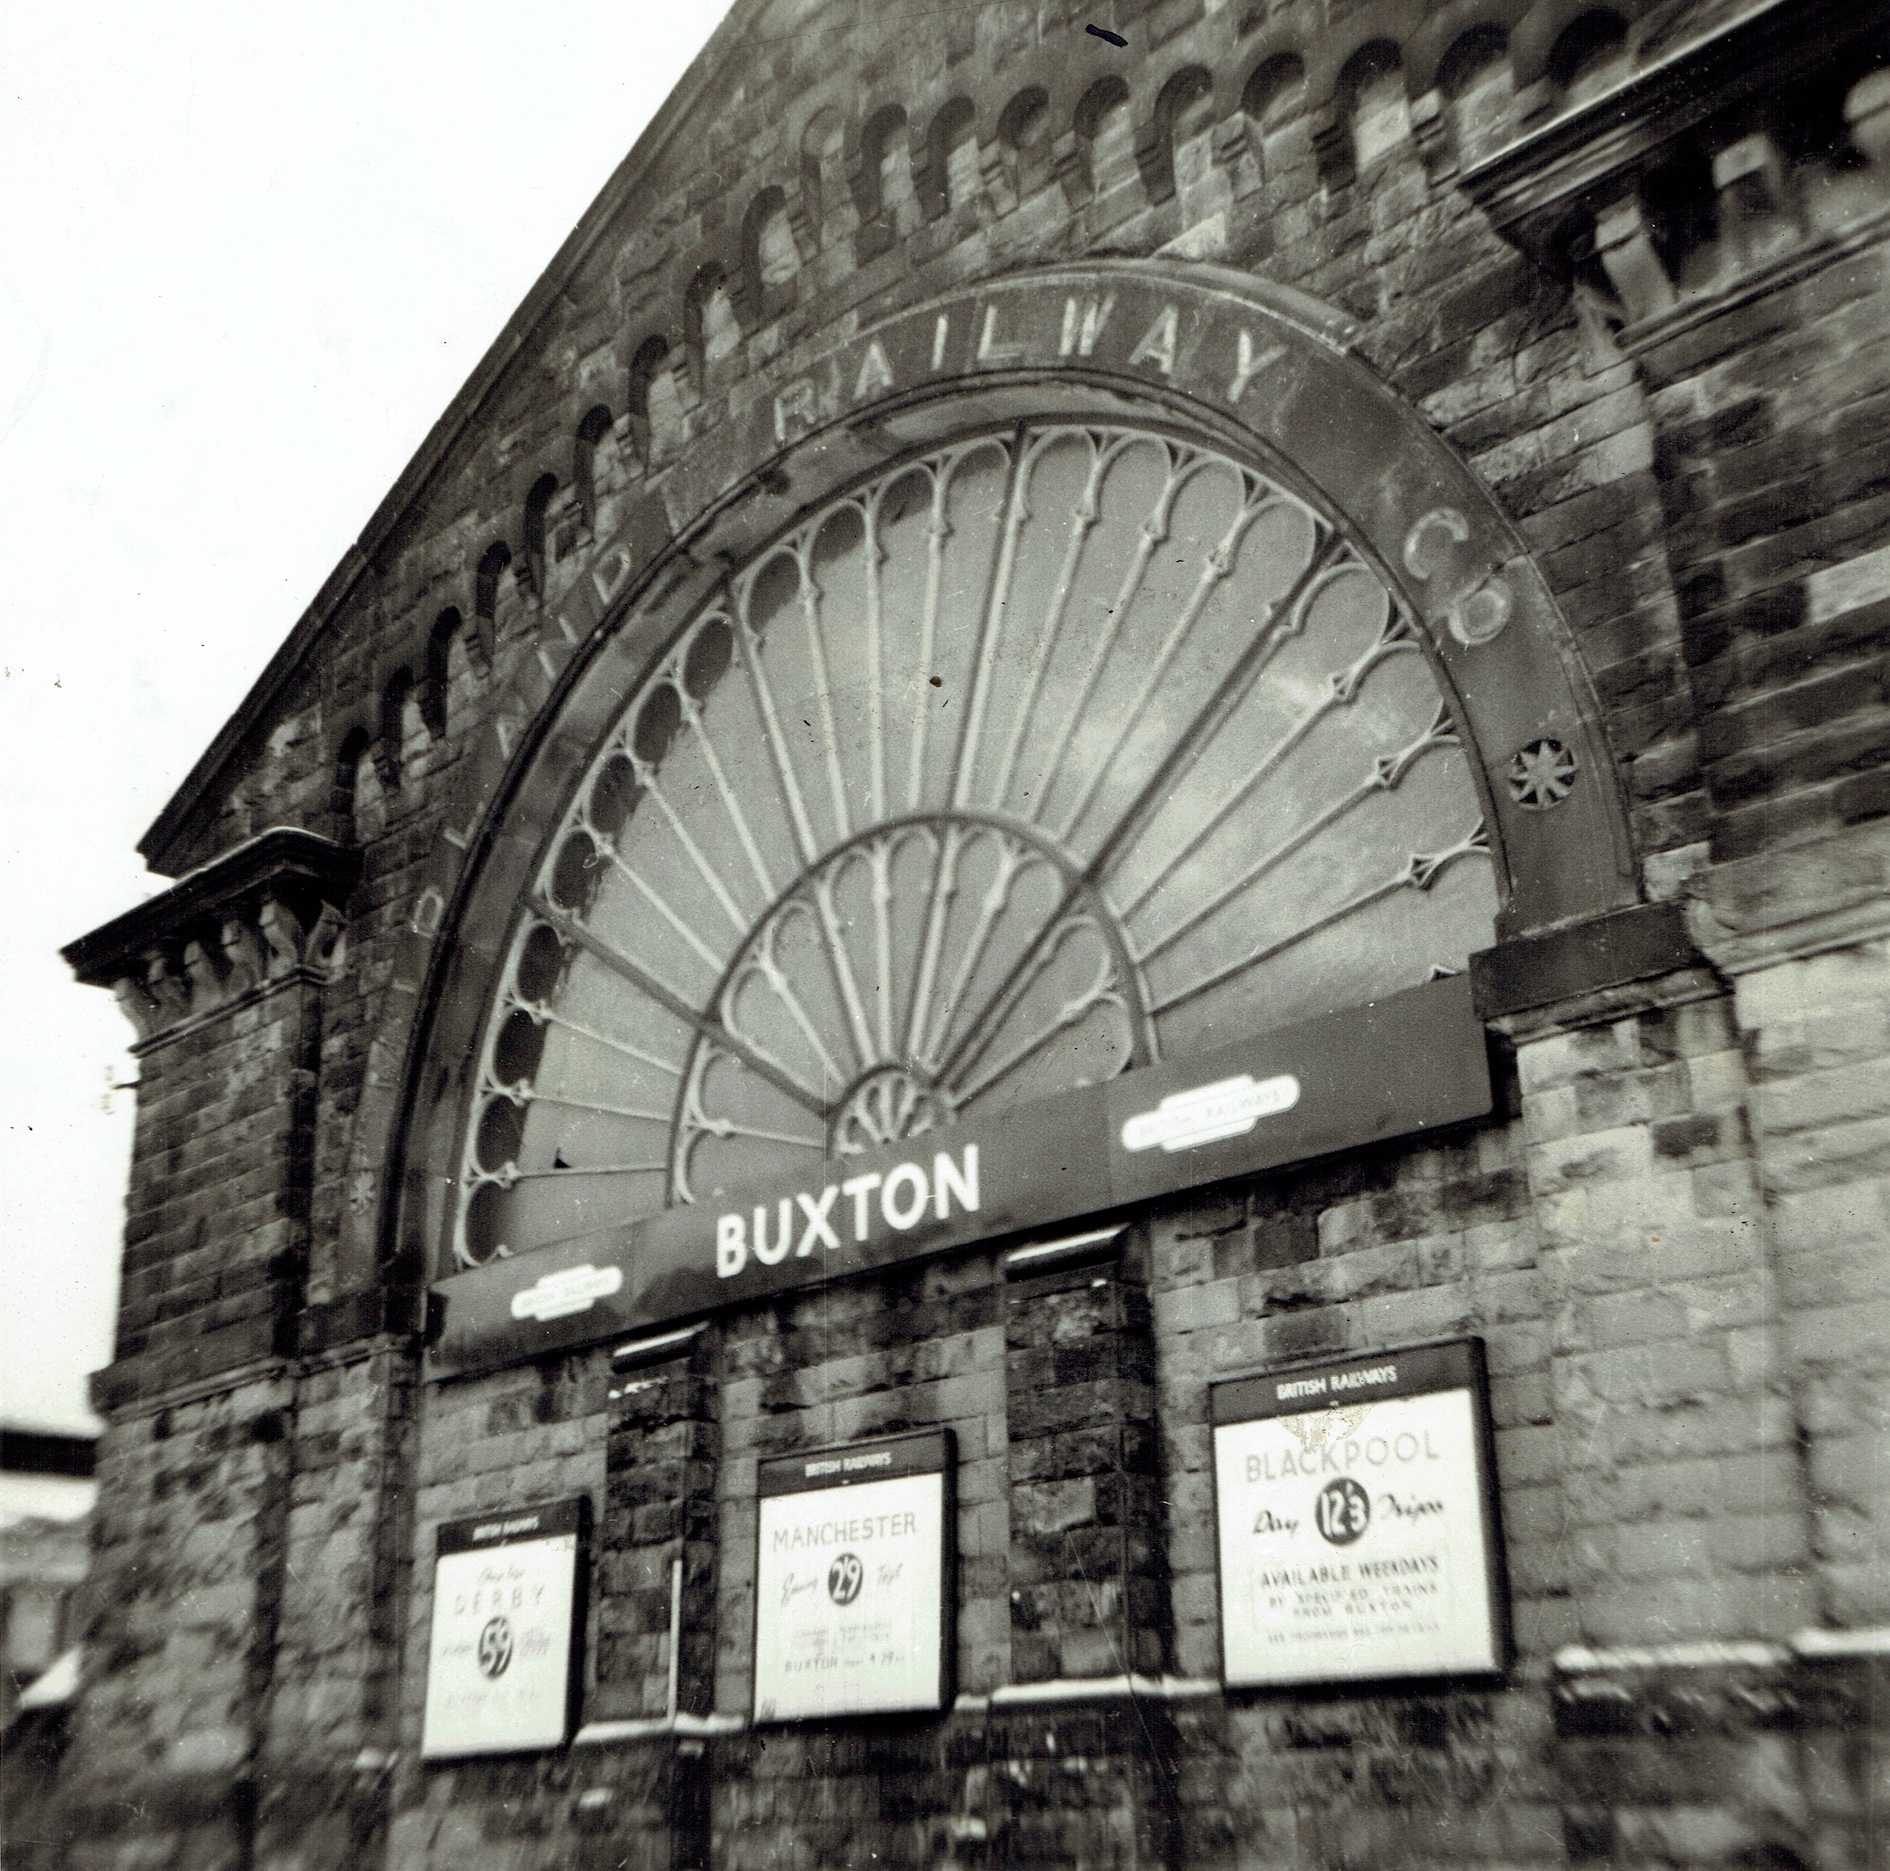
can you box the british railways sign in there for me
[421,1498,589,1758]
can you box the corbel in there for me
[1713,131,1798,269]
[180,935,231,1015]
[1594,191,1678,323]
[220,912,269,998]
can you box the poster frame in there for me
[1208,1336,1511,1691]
[751,1426,957,1725]
[422,1494,591,1760]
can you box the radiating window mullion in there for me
[1113,606,1416,924]
[623,755,753,937]
[987,432,1106,815]
[1133,701,1462,967]
[726,909,854,1093]
[860,495,890,824]
[902,821,964,1068]
[951,921,1120,1107]
[949,426,1032,811]
[932,531,1341,1091]
[809,863,880,1076]
[602,847,727,973]
[678,663,780,905]
[735,572,824,868]
[531,894,829,1116]
[1150,821,1491,1017]
[1052,484,1271,847]
[796,545,853,844]
[905,466,953,812]
[1025,444,1185,834]
[921,835,1037,1067]
[536,1007,684,1081]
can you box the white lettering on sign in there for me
[752,1198,794,1266]
[805,1450,896,1479]
[796,1186,841,1252]
[774,377,818,443]
[976,303,1026,366]
[1120,1074,1299,1154]
[1333,1362,1398,1391]
[1227,330,1285,402]
[754,1470,947,1722]
[769,1511,919,1551]
[781,299,1317,432]
[1403,505,1513,647]
[853,340,895,402]
[509,1263,624,1322]
[1243,1427,1441,1483]
[716,1145,980,1278]
[423,1529,580,1757]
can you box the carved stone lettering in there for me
[1127,304,1180,377]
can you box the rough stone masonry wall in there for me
[49,958,319,1871]
[52,1,1890,1868]
[373,991,1882,1871]
[52,1374,294,1871]
[1737,940,1890,1632]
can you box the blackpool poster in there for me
[1212,1341,1506,1686]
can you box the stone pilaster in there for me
[56,830,365,1871]
[597,1328,720,1721]
[997,1232,1176,1869]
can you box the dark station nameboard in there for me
[433,976,1492,1376]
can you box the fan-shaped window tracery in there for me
[450,420,1498,1270]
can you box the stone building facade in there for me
[42,0,1890,1865]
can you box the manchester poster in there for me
[753,1430,954,1722]
[1211,1341,1506,1687]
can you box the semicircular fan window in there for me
[453,422,1496,1268]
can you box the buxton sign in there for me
[428,974,1490,1378]
[1210,1341,1508,1687]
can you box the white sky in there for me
[0,1,736,1435]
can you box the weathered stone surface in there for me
[46,0,1890,1866]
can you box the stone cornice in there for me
[1460,0,1886,269]
[63,827,360,1042]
